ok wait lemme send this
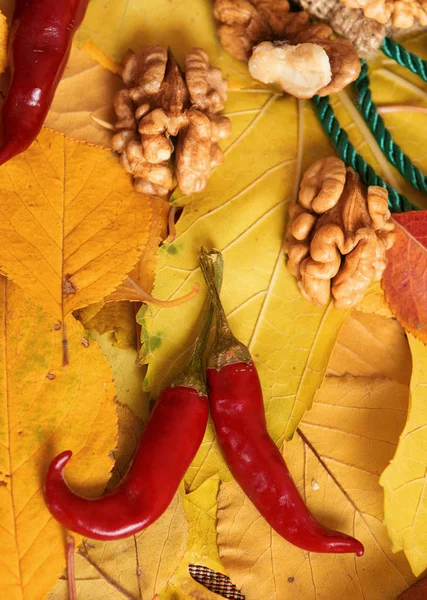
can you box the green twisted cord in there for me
[354,62,427,194]
[381,37,427,82]
[312,95,418,213]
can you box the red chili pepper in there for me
[199,250,364,556]
[0,0,89,165]
[44,255,223,540]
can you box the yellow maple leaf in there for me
[0,277,117,600]
[381,335,427,576]
[0,129,160,326]
[216,310,415,599]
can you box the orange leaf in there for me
[382,212,427,342]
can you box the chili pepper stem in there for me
[170,251,224,395]
[199,249,251,370]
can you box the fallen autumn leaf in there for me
[0,277,117,600]
[0,129,161,326]
[383,211,427,344]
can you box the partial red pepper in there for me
[199,250,364,556]
[0,0,89,165]
[45,386,207,540]
[44,255,223,540]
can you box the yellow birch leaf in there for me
[381,335,427,576]
[216,311,415,599]
[0,129,158,325]
[75,194,169,345]
[0,277,117,600]
[46,45,122,148]
[107,196,169,303]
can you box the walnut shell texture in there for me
[284,157,396,309]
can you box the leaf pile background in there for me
[0,0,427,599]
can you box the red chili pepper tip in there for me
[199,249,365,556]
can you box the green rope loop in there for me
[354,62,427,194]
[381,37,427,82]
[312,95,418,213]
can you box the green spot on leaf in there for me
[150,334,162,352]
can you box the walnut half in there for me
[284,157,396,309]
[213,0,361,99]
[112,46,231,199]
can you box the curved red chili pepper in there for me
[45,253,224,540]
[45,386,208,540]
[199,250,364,556]
[0,0,89,165]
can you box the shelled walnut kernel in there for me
[284,157,396,308]
[112,46,231,198]
[213,0,361,99]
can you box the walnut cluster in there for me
[112,46,232,198]
[213,0,361,99]
[284,157,396,309]
[341,0,427,28]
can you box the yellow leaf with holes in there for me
[0,129,161,328]
[0,278,117,600]
[381,335,427,576]
[216,311,416,599]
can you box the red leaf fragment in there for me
[397,575,427,599]
[382,211,427,343]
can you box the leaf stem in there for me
[66,535,77,600]
[125,277,200,307]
